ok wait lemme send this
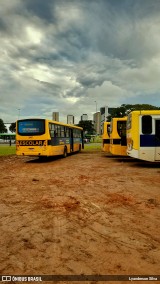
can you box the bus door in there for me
[81,131,84,149]
[155,119,160,160]
[70,129,74,152]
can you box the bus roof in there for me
[48,119,83,130]
[129,110,160,115]
[17,118,83,131]
[111,116,127,121]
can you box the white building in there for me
[100,106,109,133]
[52,112,59,121]
[81,114,88,121]
[93,112,101,135]
[4,123,12,134]
[67,115,74,124]
[100,106,116,133]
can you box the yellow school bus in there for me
[16,118,84,158]
[102,122,110,153]
[110,117,127,156]
[127,110,160,162]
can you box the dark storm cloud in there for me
[24,0,55,23]
[1,0,160,123]
[0,18,7,32]
[106,0,160,15]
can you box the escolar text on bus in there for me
[17,140,45,146]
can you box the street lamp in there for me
[94,101,97,113]
[18,109,21,120]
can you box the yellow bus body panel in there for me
[102,143,110,152]
[110,117,127,156]
[16,119,83,157]
[102,122,110,153]
[127,110,160,161]
[127,111,139,151]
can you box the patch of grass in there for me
[83,143,102,151]
[90,136,102,143]
[0,146,16,156]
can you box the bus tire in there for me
[63,146,67,158]
[39,156,47,161]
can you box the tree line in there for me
[1,103,160,134]
[106,103,160,121]
[0,119,16,133]
[76,104,160,134]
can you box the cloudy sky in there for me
[1,0,160,124]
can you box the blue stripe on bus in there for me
[48,137,82,146]
[140,135,160,147]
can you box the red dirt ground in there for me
[0,149,160,283]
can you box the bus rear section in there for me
[48,122,83,156]
[102,122,110,153]
[16,119,84,158]
[16,119,49,157]
[127,110,160,162]
[110,117,127,156]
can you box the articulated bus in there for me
[127,110,160,162]
[110,117,127,156]
[16,118,84,158]
[102,122,110,153]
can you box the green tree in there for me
[107,104,160,121]
[77,120,95,135]
[0,118,7,133]
[9,122,16,133]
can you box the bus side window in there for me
[73,129,78,138]
[142,116,152,134]
[54,130,57,137]
[78,130,81,138]
[49,123,52,131]
[156,120,160,140]
[61,126,65,138]
[56,126,60,137]
[53,125,58,137]
[65,128,69,138]
[49,123,55,138]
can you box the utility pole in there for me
[18,109,21,120]
[94,101,97,113]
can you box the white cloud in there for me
[26,26,43,45]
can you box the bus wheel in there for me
[79,144,81,152]
[63,146,67,158]
[39,156,47,161]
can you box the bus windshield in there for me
[17,119,45,136]
[117,121,126,137]
[107,125,110,137]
